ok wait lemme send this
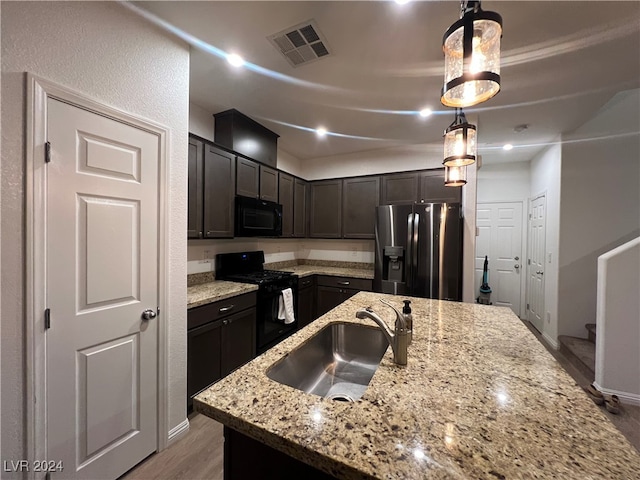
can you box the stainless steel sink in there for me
[266,322,389,401]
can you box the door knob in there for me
[514,264,520,269]
[141,309,157,320]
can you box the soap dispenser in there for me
[403,300,413,344]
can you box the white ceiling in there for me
[135,1,640,165]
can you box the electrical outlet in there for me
[546,312,551,324]
[351,245,358,258]
[201,249,211,264]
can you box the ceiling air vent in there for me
[268,20,331,68]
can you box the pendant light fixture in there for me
[444,165,467,187]
[443,108,476,167]
[441,0,502,108]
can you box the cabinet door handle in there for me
[337,281,350,286]
[222,319,229,325]
[219,305,234,313]
[199,231,203,238]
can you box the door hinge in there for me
[45,141,51,163]
[526,303,530,310]
[528,213,532,219]
[527,258,531,265]
[44,308,51,329]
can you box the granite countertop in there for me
[278,265,374,280]
[187,280,258,309]
[187,264,373,309]
[195,291,640,479]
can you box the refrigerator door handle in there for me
[412,212,420,294]
[407,213,414,291]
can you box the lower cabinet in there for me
[187,292,256,408]
[297,276,316,329]
[315,276,373,318]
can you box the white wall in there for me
[1,1,189,462]
[477,162,531,203]
[558,89,640,338]
[189,101,215,142]
[529,141,562,347]
[595,237,640,405]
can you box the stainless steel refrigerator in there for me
[373,203,463,300]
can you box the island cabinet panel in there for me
[203,144,236,238]
[187,137,204,239]
[342,176,380,239]
[309,179,343,238]
[418,169,461,203]
[236,157,260,199]
[259,165,279,202]
[279,172,294,237]
[380,172,419,205]
[297,276,316,328]
[224,427,333,480]
[221,308,256,376]
[187,292,257,409]
[293,178,308,237]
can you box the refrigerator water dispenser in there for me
[382,246,405,283]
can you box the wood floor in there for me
[120,413,224,480]
[121,321,639,480]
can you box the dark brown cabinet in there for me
[315,276,373,318]
[418,169,461,203]
[380,172,419,205]
[293,178,308,238]
[221,308,256,376]
[187,292,256,408]
[203,144,236,238]
[343,176,380,239]
[279,172,294,237]
[309,179,342,238]
[187,137,204,239]
[259,165,279,202]
[297,276,316,328]
[236,157,278,202]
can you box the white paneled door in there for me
[475,202,524,316]
[46,98,158,479]
[527,195,546,333]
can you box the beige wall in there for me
[1,1,190,463]
[558,89,640,338]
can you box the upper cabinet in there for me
[236,157,278,202]
[293,178,308,238]
[279,172,294,237]
[418,169,461,204]
[309,179,342,238]
[342,176,380,239]
[203,144,236,238]
[187,137,204,239]
[380,173,419,205]
[214,109,279,168]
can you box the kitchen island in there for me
[194,292,640,479]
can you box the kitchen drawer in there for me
[315,275,372,291]
[188,291,257,330]
[297,276,315,290]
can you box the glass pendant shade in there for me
[443,111,476,167]
[445,165,467,187]
[441,2,502,108]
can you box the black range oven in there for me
[216,251,298,354]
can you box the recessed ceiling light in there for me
[503,144,514,151]
[419,108,433,118]
[316,127,327,137]
[394,0,411,4]
[226,53,245,67]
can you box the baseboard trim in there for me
[167,418,190,446]
[592,382,640,407]
[542,332,559,350]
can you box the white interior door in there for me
[475,202,524,316]
[527,195,546,333]
[46,98,159,479]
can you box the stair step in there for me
[585,323,596,343]
[558,335,595,380]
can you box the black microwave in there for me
[235,196,283,237]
